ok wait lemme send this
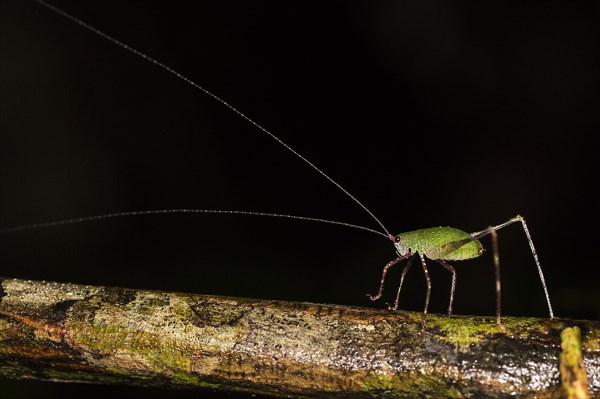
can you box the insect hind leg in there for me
[471,215,554,319]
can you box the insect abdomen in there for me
[397,227,483,261]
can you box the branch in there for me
[0,278,598,398]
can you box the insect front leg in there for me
[367,253,413,302]
[389,255,416,310]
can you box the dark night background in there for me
[1,1,599,398]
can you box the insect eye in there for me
[394,236,400,243]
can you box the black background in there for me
[1,1,599,398]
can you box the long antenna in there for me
[0,209,389,239]
[35,0,394,241]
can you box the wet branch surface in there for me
[0,278,598,398]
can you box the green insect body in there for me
[395,227,484,261]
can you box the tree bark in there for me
[0,278,598,398]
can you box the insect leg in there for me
[367,253,412,302]
[389,255,416,310]
[486,226,505,328]
[419,253,432,317]
[436,260,456,315]
[471,215,554,318]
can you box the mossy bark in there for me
[560,327,591,399]
[0,278,598,398]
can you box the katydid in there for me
[2,0,555,325]
[368,217,554,325]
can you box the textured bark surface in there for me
[0,278,598,398]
